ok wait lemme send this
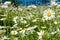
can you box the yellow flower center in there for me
[30,30,32,32]
[14,32,16,34]
[47,12,52,17]
[23,28,27,30]
[40,34,43,36]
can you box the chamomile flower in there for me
[13,16,19,23]
[4,1,11,5]
[28,5,37,9]
[37,30,44,38]
[56,28,59,32]
[19,28,27,37]
[50,31,57,35]
[0,5,8,8]
[19,26,37,37]
[11,30,18,35]
[0,15,7,16]
[0,30,6,34]
[56,4,60,8]
[41,26,47,29]
[51,1,57,6]
[0,18,6,21]
[0,26,6,29]
[14,38,18,40]
[1,36,10,40]
[42,18,45,22]
[12,23,18,28]
[27,25,37,30]
[43,8,55,20]
[21,20,27,24]
[57,15,60,18]
[32,19,37,22]
[54,21,58,24]
[18,8,23,11]
[37,30,44,39]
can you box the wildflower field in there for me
[0,2,60,40]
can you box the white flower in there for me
[14,38,18,40]
[0,26,6,29]
[0,30,6,34]
[37,30,44,39]
[29,30,35,34]
[0,18,6,20]
[17,28,22,31]
[43,8,55,20]
[28,5,37,9]
[12,23,18,28]
[12,8,17,11]
[19,29,35,37]
[32,19,37,22]
[11,30,18,35]
[13,24,18,27]
[1,36,9,40]
[21,20,27,24]
[13,16,19,23]
[57,4,60,8]
[42,18,45,22]
[57,15,60,18]
[20,17,24,21]
[41,26,47,29]
[0,5,8,8]
[4,1,11,5]
[0,15,7,16]
[50,31,57,34]
[26,26,37,34]
[25,14,33,20]
[50,28,60,35]
[27,25,37,30]
[54,21,58,24]
[25,24,30,27]
[57,28,60,32]
[18,8,23,11]
[19,28,26,37]
[19,26,37,37]
[25,16,31,20]
[51,1,57,6]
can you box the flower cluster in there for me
[0,1,60,40]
